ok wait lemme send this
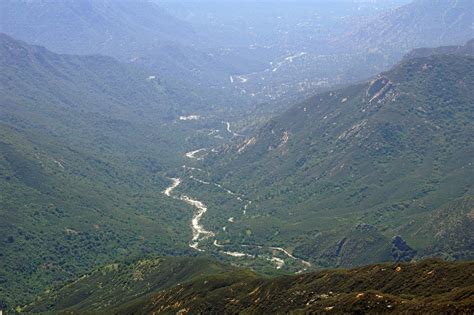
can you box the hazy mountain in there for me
[200,42,474,268]
[0,0,253,110]
[0,0,195,59]
[340,0,474,54]
[26,258,474,314]
[1,0,443,111]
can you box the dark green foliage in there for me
[0,34,205,309]
[199,51,474,268]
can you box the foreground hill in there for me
[193,41,474,267]
[0,34,203,308]
[25,257,242,314]
[26,258,474,314]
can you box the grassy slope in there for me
[26,258,474,314]
[199,50,473,267]
[25,256,243,314]
[0,34,200,308]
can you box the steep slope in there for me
[25,257,243,314]
[0,34,200,308]
[198,44,474,267]
[26,259,474,314]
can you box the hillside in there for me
[0,34,212,308]
[403,39,474,60]
[0,0,261,111]
[0,0,195,59]
[25,257,243,314]
[26,258,474,314]
[188,43,474,268]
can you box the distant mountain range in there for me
[0,0,257,110]
[339,0,474,54]
[2,0,471,107]
[213,0,474,103]
[0,0,196,58]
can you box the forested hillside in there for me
[0,34,204,307]
[198,43,474,268]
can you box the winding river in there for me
[162,119,311,269]
[163,177,214,251]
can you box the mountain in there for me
[404,39,474,60]
[0,0,261,112]
[219,0,474,105]
[25,258,474,314]
[340,0,474,54]
[4,0,470,115]
[192,42,474,268]
[0,0,195,59]
[0,34,214,308]
[6,0,469,113]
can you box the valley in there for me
[162,129,312,271]
[0,0,473,313]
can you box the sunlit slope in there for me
[205,44,474,266]
[25,257,242,314]
[27,258,474,314]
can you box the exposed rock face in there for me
[237,137,257,154]
[391,236,416,262]
[320,224,393,268]
[334,238,347,257]
[319,226,417,267]
[366,75,394,103]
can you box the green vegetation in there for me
[24,256,242,314]
[0,34,215,308]
[1,8,473,311]
[194,50,474,268]
[26,258,474,314]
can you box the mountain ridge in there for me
[192,45,474,269]
[25,258,474,314]
[0,33,204,308]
